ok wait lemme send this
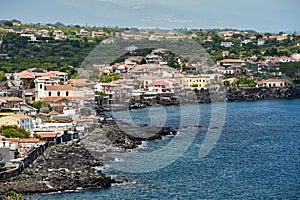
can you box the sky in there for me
[1,0,299,32]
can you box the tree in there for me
[223,80,230,87]
[280,62,300,78]
[4,21,13,27]
[0,125,30,139]
[0,71,7,82]
[80,108,92,116]
[100,74,121,83]
[29,79,35,89]
[32,101,52,113]
[3,191,23,200]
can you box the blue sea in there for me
[30,99,300,199]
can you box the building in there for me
[37,29,49,37]
[92,31,106,37]
[218,59,246,67]
[258,38,265,46]
[53,30,64,35]
[256,79,287,87]
[278,56,291,63]
[0,97,24,111]
[221,42,233,47]
[80,29,90,36]
[35,79,85,101]
[0,114,32,129]
[180,76,207,89]
[20,34,36,41]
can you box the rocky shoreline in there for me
[0,120,176,195]
[0,140,112,194]
[129,86,300,108]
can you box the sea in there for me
[29,99,300,199]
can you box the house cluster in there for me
[217,30,300,47]
[93,48,225,104]
[0,69,100,173]
[92,45,296,105]
[2,25,108,42]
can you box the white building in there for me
[20,34,36,41]
[35,78,85,101]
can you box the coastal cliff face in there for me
[129,87,300,108]
[225,87,298,102]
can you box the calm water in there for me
[30,99,300,199]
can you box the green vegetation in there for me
[234,79,257,87]
[110,48,153,65]
[80,108,92,116]
[0,32,103,77]
[99,74,122,83]
[32,101,52,113]
[280,62,300,78]
[192,31,300,62]
[3,191,23,200]
[95,91,107,96]
[0,125,30,139]
[2,191,38,200]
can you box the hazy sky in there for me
[1,0,299,32]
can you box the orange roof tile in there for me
[68,79,87,85]
[220,59,245,63]
[20,138,40,143]
[36,133,57,138]
[39,97,73,103]
[18,71,35,79]
[12,114,30,119]
[5,97,24,102]
[3,138,20,143]
[149,81,169,86]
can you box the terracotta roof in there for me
[49,111,59,115]
[3,138,20,143]
[101,83,120,87]
[12,114,30,119]
[265,79,286,83]
[18,71,35,79]
[36,133,57,138]
[45,85,81,91]
[39,97,75,103]
[149,81,169,86]
[1,97,24,102]
[20,138,40,143]
[68,79,87,85]
[220,59,245,63]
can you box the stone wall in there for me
[0,143,49,180]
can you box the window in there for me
[57,91,60,96]
[49,92,51,96]
[66,91,69,96]
[40,84,42,89]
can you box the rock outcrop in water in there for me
[82,120,176,161]
[0,120,177,194]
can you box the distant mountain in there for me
[1,0,299,32]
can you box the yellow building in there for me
[0,114,32,130]
[180,76,207,89]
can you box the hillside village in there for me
[0,20,300,177]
